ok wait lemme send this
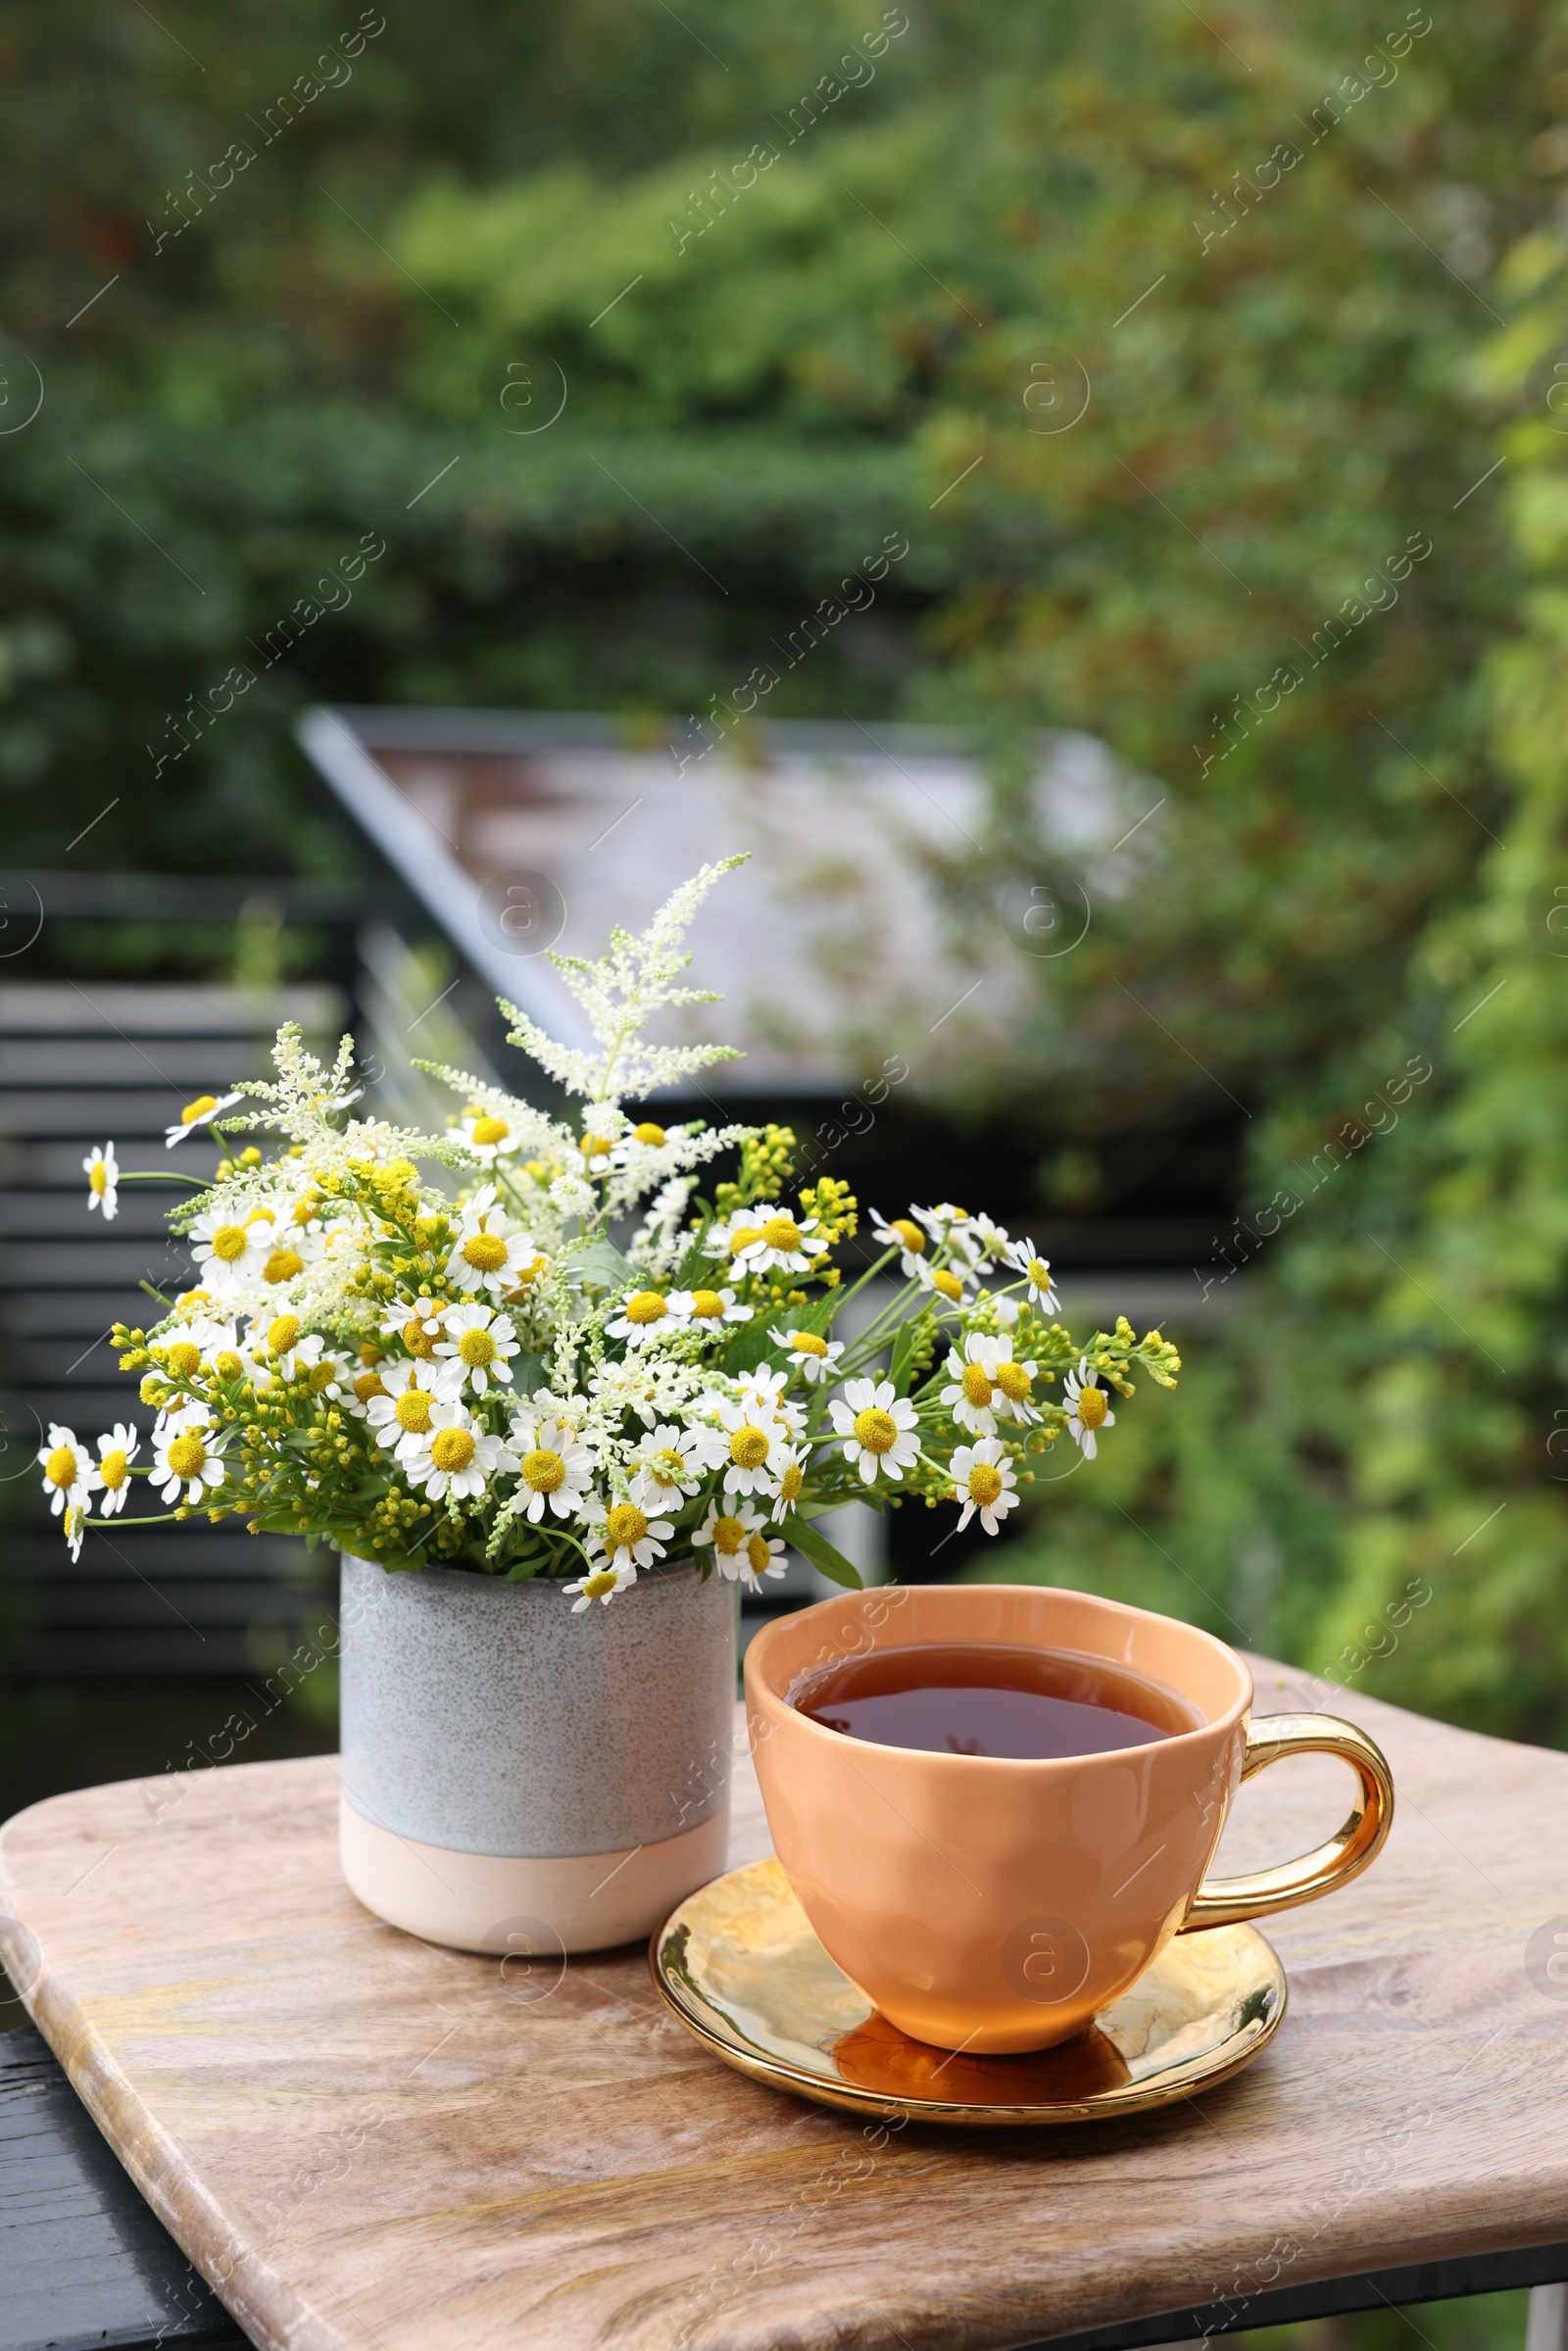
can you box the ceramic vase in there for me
[337,1551,735,1954]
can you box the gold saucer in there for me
[651,1859,1286,2125]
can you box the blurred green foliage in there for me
[5,0,1568,1748]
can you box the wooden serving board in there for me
[3,1661,1567,2351]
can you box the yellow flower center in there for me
[268,1314,301,1356]
[691,1290,726,1319]
[463,1233,509,1272]
[167,1434,206,1479]
[854,1406,900,1453]
[996,1360,1032,1401]
[730,1425,770,1469]
[210,1224,248,1262]
[402,1316,437,1358]
[45,1444,77,1489]
[1077,1386,1109,1430]
[360,1342,384,1365]
[606,1502,648,1548]
[761,1215,802,1251]
[504,1260,541,1298]
[652,1447,686,1485]
[88,1160,108,1195]
[581,1568,618,1599]
[182,1095,218,1125]
[967,1462,1004,1506]
[779,1460,804,1502]
[99,1448,129,1490]
[522,1446,565,1492]
[458,1328,496,1366]
[625,1292,667,1326]
[580,1133,613,1161]
[633,1121,666,1147]
[264,1249,304,1286]
[214,1350,243,1378]
[164,1341,202,1379]
[712,1514,746,1555]
[395,1390,433,1433]
[790,1332,828,1356]
[308,1361,336,1394]
[747,1534,773,1574]
[890,1218,925,1254]
[292,1199,318,1226]
[961,1363,994,1407]
[1028,1257,1052,1287]
[355,1371,386,1402]
[470,1116,509,1147]
[930,1269,963,1302]
[430,1429,475,1473]
[728,1226,764,1256]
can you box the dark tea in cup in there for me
[791,1641,1200,1759]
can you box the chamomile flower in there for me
[913,1202,971,1245]
[869,1209,928,1275]
[403,1403,514,1503]
[433,1303,518,1395]
[570,1124,620,1176]
[951,1439,1019,1535]
[627,1423,710,1511]
[702,1208,771,1267]
[62,1497,87,1563]
[189,1205,278,1292]
[1004,1237,1059,1312]
[446,1187,541,1298]
[665,1286,753,1329]
[165,1091,243,1148]
[586,1500,673,1573]
[37,1423,94,1517]
[730,1210,826,1277]
[564,1561,636,1611]
[728,1362,801,1427]
[507,1413,595,1523]
[92,1423,139,1515]
[707,1395,795,1497]
[828,1378,920,1485]
[694,1500,786,1592]
[914,1256,974,1308]
[769,1327,844,1384]
[766,1441,808,1516]
[151,1406,227,1505]
[380,1294,446,1360]
[363,1359,465,1458]
[1063,1361,1115,1458]
[949,1213,1009,1270]
[458,1104,521,1163]
[606,1288,678,1347]
[939,1333,1040,1437]
[83,1142,119,1221]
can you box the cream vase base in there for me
[339,1793,730,1954]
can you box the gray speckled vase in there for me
[338,1552,736,1954]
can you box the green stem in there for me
[119,1170,213,1190]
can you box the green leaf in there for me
[789,1514,863,1590]
[568,1233,634,1292]
[888,1308,934,1398]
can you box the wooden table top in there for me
[2,1659,1566,2351]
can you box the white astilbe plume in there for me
[228,1026,467,1177]
[409,1066,573,1163]
[500,856,748,1107]
[600,1122,755,1221]
[629,1175,698,1276]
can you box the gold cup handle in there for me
[1180,1712,1395,1932]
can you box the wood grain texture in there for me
[2,1661,1566,2351]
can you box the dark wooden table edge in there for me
[1021,2239,1568,2351]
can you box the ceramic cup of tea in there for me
[745,1582,1394,2054]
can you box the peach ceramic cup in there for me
[745,1582,1393,2054]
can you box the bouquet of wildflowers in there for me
[41,858,1180,1609]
